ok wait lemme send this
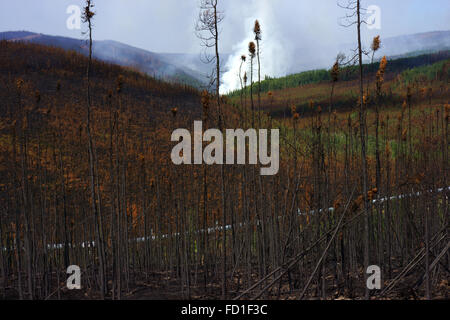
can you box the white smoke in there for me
[220,0,293,94]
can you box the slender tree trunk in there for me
[85,4,106,298]
[356,0,370,300]
[256,39,261,127]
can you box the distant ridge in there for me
[0,31,206,87]
[332,31,450,64]
[2,30,449,89]
[371,30,450,57]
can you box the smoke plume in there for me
[221,0,293,94]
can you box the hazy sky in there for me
[1,0,449,54]
[1,0,449,92]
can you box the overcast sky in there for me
[1,0,449,54]
[1,0,449,92]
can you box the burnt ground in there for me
[1,268,448,300]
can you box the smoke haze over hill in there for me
[1,0,449,91]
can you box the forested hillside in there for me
[228,51,450,97]
[0,38,448,300]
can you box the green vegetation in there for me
[227,50,450,97]
[398,59,450,84]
